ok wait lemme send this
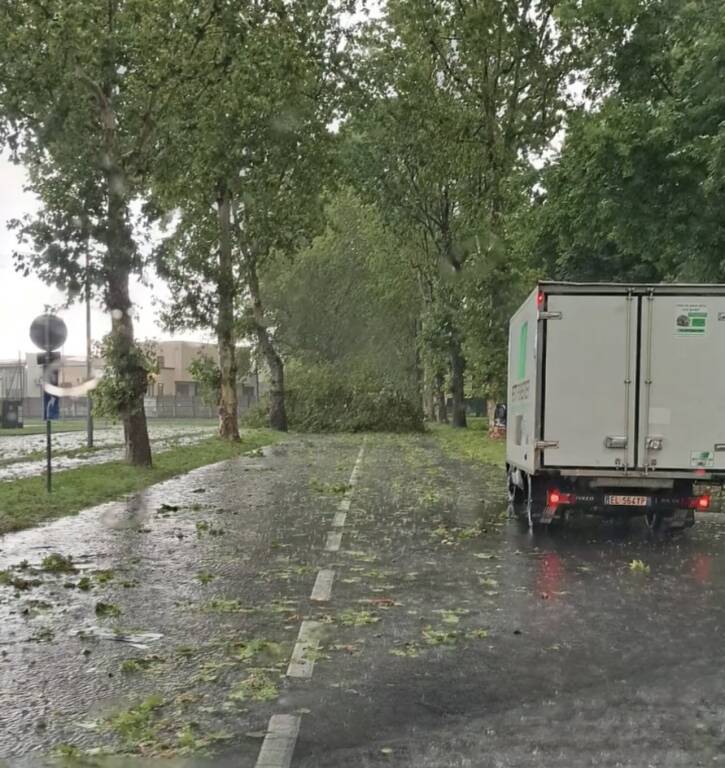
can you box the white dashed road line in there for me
[286,620,322,679]
[310,568,335,603]
[254,714,301,768]
[255,440,366,768]
[324,530,342,551]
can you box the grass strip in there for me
[429,418,506,467]
[0,430,281,535]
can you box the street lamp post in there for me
[85,248,93,448]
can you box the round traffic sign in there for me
[30,314,67,352]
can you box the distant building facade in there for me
[0,340,261,420]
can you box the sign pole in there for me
[85,248,94,448]
[46,415,52,493]
[30,314,67,495]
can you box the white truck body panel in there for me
[507,283,725,479]
[506,288,539,475]
[639,294,725,472]
[543,294,638,469]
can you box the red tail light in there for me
[547,490,574,507]
[685,494,711,509]
[537,290,545,308]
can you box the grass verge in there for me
[0,430,281,535]
[429,419,505,467]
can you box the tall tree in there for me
[527,0,725,282]
[0,0,204,464]
[264,188,421,397]
[346,0,575,426]
[152,0,346,434]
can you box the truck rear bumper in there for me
[543,489,707,522]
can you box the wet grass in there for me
[0,417,218,438]
[429,419,505,467]
[0,430,281,534]
[0,428,218,468]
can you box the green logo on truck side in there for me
[691,450,714,468]
[518,322,528,379]
[676,304,708,336]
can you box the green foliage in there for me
[527,0,725,282]
[188,350,252,408]
[93,334,157,420]
[41,553,77,574]
[228,669,280,703]
[344,0,577,405]
[187,355,222,409]
[264,189,420,394]
[107,695,164,747]
[151,0,348,434]
[431,419,506,468]
[95,602,122,619]
[247,362,424,433]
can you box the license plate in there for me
[604,495,649,507]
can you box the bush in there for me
[242,362,424,433]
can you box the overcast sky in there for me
[0,155,209,360]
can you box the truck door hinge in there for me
[538,311,562,321]
[536,440,559,450]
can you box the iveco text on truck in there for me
[506,282,725,530]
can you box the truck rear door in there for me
[639,294,725,471]
[543,294,638,468]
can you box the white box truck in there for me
[506,282,725,530]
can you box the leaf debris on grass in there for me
[228,669,280,703]
[337,609,380,626]
[95,602,122,618]
[107,695,164,747]
[41,553,77,574]
[629,559,650,574]
[0,569,40,591]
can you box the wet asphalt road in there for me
[2,433,725,766]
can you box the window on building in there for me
[175,382,195,397]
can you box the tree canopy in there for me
[1,0,719,436]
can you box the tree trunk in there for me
[106,255,152,467]
[434,373,448,423]
[247,254,288,432]
[424,382,435,422]
[486,398,496,431]
[216,187,240,441]
[103,109,152,466]
[450,341,467,428]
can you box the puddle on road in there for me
[0,436,362,763]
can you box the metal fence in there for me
[18,394,258,421]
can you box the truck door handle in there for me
[645,436,664,450]
[605,436,628,449]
